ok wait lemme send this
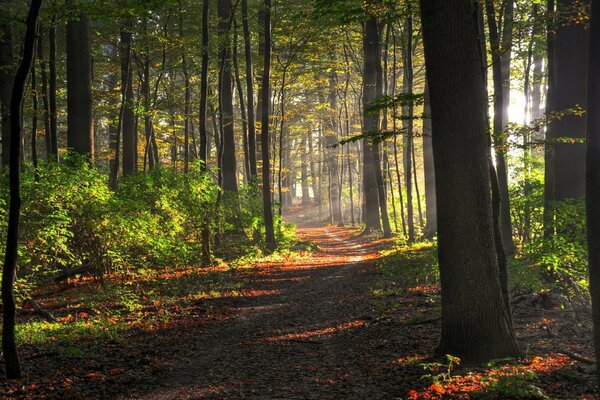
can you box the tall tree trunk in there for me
[362,11,382,232]
[120,26,136,175]
[300,136,310,203]
[218,0,238,194]
[421,0,520,363]
[233,21,251,182]
[543,0,556,237]
[0,0,13,166]
[31,50,38,170]
[585,0,600,389]
[553,0,589,202]
[179,6,192,174]
[66,1,93,157]
[3,0,41,379]
[242,0,257,179]
[261,0,276,250]
[36,24,52,161]
[199,0,212,266]
[324,71,343,225]
[48,4,58,159]
[423,83,437,238]
[402,6,415,241]
[485,0,516,254]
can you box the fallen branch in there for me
[48,265,91,283]
[559,349,595,365]
[24,298,56,323]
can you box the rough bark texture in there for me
[66,4,94,157]
[543,0,556,237]
[421,0,520,363]
[242,0,258,179]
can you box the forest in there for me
[0,0,599,398]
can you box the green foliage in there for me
[0,157,286,291]
[419,354,461,385]
[481,359,548,399]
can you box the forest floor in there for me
[0,206,598,399]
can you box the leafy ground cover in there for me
[0,207,596,399]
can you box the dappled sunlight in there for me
[406,354,572,399]
[258,320,368,343]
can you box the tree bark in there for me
[553,0,589,202]
[261,0,276,250]
[485,0,516,254]
[362,12,382,232]
[421,0,520,363]
[3,0,41,379]
[423,82,437,238]
[218,0,238,193]
[585,0,600,388]
[242,0,257,179]
[0,0,13,166]
[120,26,136,175]
[66,1,93,157]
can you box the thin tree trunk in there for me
[242,0,257,179]
[261,0,276,250]
[423,82,436,238]
[3,0,41,379]
[36,25,52,161]
[49,5,58,159]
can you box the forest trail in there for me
[134,219,403,399]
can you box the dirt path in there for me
[128,225,410,400]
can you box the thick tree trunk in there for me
[66,2,93,157]
[553,0,589,202]
[421,0,520,363]
[585,0,600,389]
[218,0,238,193]
[3,0,41,379]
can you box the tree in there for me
[261,0,276,251]
[242,0,258,179]
[423,83,436,239]
[552,0,589,203]
[66,0,93,157]
[0,0,14,166]
[420,0,520,362]
[485,0,515,254]
[218,0,238,194]
[362,10,382,232]
[3,0,42,379]
[586,0,600,389]
[120,25,136,176]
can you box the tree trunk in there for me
[48,4,58,159]
[362,12,382,232]
[324,72,343,225]
[66,2,93,157]
[3,0,41,379]
[261,0,276,250]
[242,0,257,179]
[31,50,38,170]
[485,0,516,254]
[218,0,238,193]
[543,0,556,237]
[0,0,13,166]
[199,0,212,266]
[120,27,136,175]
[553,0,589,202]
[423,82,437,238]
[421,0,520,363]
[36,25,52,161]
[585,0,600,388]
